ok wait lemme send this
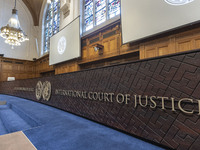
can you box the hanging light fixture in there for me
[164,0,194,5]
[0,0,29,49]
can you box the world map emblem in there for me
[42,81,51,101]
[35,81,43,100]
[57,36,66,55]
[35,81,51,101]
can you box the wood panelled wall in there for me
[0,57,36,82]
[35,55,54,77]
[140,27,200,59]
[1,20,200,81]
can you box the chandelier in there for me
[0,0,29,49]
[164,0,194,5]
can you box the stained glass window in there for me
[44,0,60,54]
[108,0,120,19]
[95,0,106,25]
[84,0,93,31]
[84,0,120,32]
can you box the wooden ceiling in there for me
[22,0,44,26]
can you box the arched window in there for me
[44,0,60,54]
[84,0,120,32]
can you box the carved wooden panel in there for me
[55,61,79,75]
[146,48,157,58]
[82,47,87,60]
[158,46,169,56]
[176,40,192,53]
[0,57,36,82]
[35,55,54,77]
[140,26,200,59]
[102,36,118,55]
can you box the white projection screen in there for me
[50,17,80,65]
[121,0,200,44]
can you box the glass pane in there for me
[84,0,93,31]
[46,13,50,20]
[45,29,48,37]
[44,48,48,53]
[54,14,58,21]
[50,10,53,18]
[53,20,57,34]
[46,23,49,28]
[108,0,120,19]
[50,2,53,9]
[95,0,106,25]
[85,15,93,31]
[54,6,57,12]
[44,0,60,53]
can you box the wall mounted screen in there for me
[50,17,80,65]
[121,0,200,44]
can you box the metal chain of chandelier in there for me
[0,0,29,49]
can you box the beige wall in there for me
[60,0,80,30]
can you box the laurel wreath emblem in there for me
[35,81,51,101]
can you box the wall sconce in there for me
[93,44,104,55]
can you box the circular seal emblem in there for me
[164,0,194,5]
[42,81,51,101]
[57,36,66,55]
[35,81,43,100]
